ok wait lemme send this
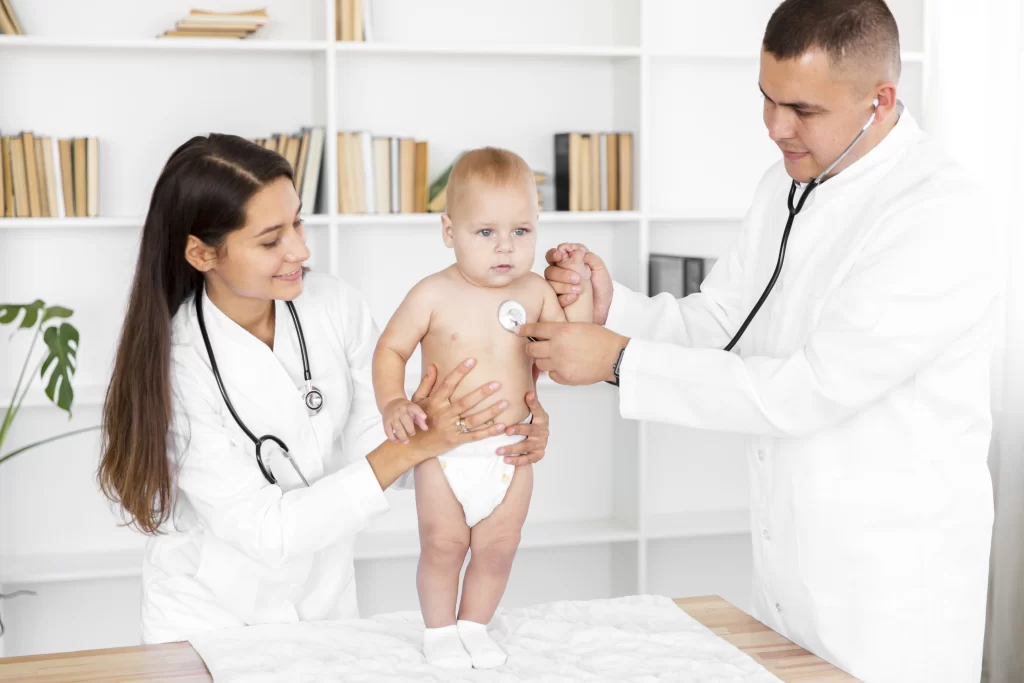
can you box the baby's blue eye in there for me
[478,229,493,237]
[514,228,529,236]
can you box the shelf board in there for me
[647,209,746,222]
[1,384,106,411]
[644,509,751,541]
[0,36,923,63]
[356,517,640,560]
[0,548,143,584]
[0,215,332,230]
[334,42,641,59]
[647,49,925,63]
[0,35,328,53]
[5,374,567,413]
[334,211,641,226]
[0,514,751,583]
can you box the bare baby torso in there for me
[421,266,547,425]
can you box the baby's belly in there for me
[423,342,534,426]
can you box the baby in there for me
[372,147,592,669]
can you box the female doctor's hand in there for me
[406,359,512,457]
[411,361,551,467]
[544,243,614,325]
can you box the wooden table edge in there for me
[0,595,859,682]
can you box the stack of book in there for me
[336,132,428,214]
[553,132,633,212]
[158,8,269,39]
[1,132,98,218]
[649,254,718,299]
[252,127,325,214]
[0,0,23,35]
[336,0,373,41]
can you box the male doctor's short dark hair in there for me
[762,0,901,81]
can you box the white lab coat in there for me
[141,271,391,644]
[608,107,1003,682]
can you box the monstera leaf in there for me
[41,322,79,414]
[0,301,94,467]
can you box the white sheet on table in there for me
[188,594,784,682]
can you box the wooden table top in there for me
[0,595,858,682]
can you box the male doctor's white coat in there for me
[607,106,1003,682]
[141,271,391,643]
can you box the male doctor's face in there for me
[759,48,878,183]
[213,176,310,301]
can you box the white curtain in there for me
[928,2,1024,682]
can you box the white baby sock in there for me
[423,624,472,668]
[457,619,507,668]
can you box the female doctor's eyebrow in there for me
[253,203,303,238]
[758,84,827,114]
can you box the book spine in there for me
[554,133,570,211]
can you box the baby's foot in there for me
[423,624,472,668]
[457,620,507,668]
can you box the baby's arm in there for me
[372,279,433,442]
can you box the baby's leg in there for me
[456,463,533,668]
[415,458,472,668]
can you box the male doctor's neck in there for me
[759,0,902,184]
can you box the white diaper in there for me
[439,414,531,528]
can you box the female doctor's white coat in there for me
[607,106,1003,682]
[141,271,391,643]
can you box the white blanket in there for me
[189,594,784,682]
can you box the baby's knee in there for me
[420,530,470,566]
[470,532,521,573]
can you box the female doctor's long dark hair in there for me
[98,134,294,534]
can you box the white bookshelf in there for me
[0,0,930,658]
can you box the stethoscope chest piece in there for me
[498,299,539,342]
[304,383,323,414]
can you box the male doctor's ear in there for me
[184,234,219,273]
[869,84,898,122]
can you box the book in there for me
[553,130,633,212]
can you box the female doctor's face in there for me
[191,176,310,302]
[759,48,881,183]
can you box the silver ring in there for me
[456,417,469,433]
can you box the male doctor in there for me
[519,1,1004,681]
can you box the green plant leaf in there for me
[40,322,79,415]
[0,300,45,330]
[42,305,73,324]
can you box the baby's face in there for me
[443,178,538,288]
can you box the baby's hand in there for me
[383,398,428,443]
[558,245,592,281]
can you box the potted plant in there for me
[0,300,98,638]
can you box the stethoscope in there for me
[195,286,322,487]
[723,98,883,352]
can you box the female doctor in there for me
[96,134,550,643]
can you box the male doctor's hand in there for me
[544,243,613,325]
[516,322,629,386]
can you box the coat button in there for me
[775,602,782,612]
[757,449,766,461]
[762,529,770,541]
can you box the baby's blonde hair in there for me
[444,146,536,219]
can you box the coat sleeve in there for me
[604,240,746,350]
[616,193,1004,438]
[170,353,390,569]
[332,278,389,466]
